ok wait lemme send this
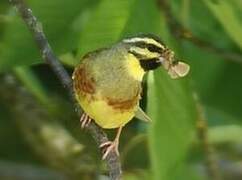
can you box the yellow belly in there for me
[77,95,136,129]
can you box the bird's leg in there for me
[100,126,123,160]
[80,113,92,129]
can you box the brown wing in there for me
[73,64,96,96]
[106,86,141,112]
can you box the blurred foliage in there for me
[0,0,242,179]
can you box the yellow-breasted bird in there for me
[72,34,190,159]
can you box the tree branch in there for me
[8,0,121,179]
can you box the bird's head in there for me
[123,34,190,79]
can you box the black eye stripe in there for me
[146,44,163,53]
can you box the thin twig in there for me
[157,0,242,64]
[193,93,221,180]
[8,0,121,179]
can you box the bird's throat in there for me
[126,54,145,81]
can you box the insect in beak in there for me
[159,57,190,79]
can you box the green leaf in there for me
[121,0,162,36]
[77,0,136,57]
[182,43,226,98]
[147,70,196,180]
[203,62,242,119]
[182,35,242,122]
[202,0,242,49]
[0,0,97,71]
[77,0,163,59]
[177,0,242,122]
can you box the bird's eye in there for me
[146,44,162,53]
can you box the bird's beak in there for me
[158,57,169,69]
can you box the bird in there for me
[72,34,190,159]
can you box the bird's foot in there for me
[100,140,119,160]
[80,113,92,129]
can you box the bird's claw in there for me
[80,113,92,129]
[100,140,119,160]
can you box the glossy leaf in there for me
[147,70,196,180]
[202,0,242,49]
[77,0,136,57]
[77,0,162,59]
